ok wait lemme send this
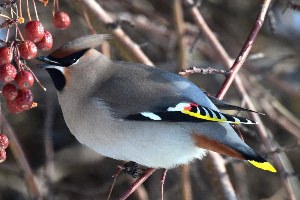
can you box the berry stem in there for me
[5,28,10,43]
[26,0,32,21]
[19,0,23,20]
[15,24,25,41]
[52,0,60,15]
[25,66,47,91]
[13,47,22,71]
[56,0,60,12]
[32,0,39,21]
[0,13,11,19]
[82,8,97,34]
[52,0,56,16]
[10,5,18,18]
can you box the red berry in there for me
[36,31,53,51]
[15,70,34,88]
[6,99,23,113]
[6,88,34,113]
[0,150,6,163]
[53,11,71,29]
[0,64,17,83]
[0,134,9,149]
[0,47,12,65]
[14,88,34,111]
[18,40,38,60]
[2,83,18,101]
[25,21,45,42]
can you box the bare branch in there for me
[180,165,193,200]
[173,0,187,71]
[179,66,229,76]
[216,0,272,99]
[118,168,156,200]
[78,0,153,66]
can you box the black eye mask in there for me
[37,49,88,67]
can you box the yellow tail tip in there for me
[248,160,277,173]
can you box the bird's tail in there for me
[247,159,277,172]
[191,133,277,172]
[240,148,277,172]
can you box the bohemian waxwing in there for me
[37,34,276,172]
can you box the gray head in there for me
[36,34,110,91]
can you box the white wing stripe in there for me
[141,112,162,120]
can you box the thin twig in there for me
[265,73,300,100]
[80,6,111,58]
[32,0,39,21]
[179,66,229,76]
[161,169,168,200]
[185,0,233,67]
[19,0,22,19]
[180,165,193,200]
[118,168,156,200]
[107,165,123,200]
[82,7,97,34]
[216,0,272,99]
[26,0,31,21]
[246,75,300,141]
[127,176,150,200]
[173,0,187,71]
[261,99,300,142]
[208,152,238,200]
[271,100,300,131]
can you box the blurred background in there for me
[0,0,299,199]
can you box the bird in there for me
[37,34,276,173]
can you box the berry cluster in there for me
[0,133,9,163]
[0,0,71,164]
[24,20,54,53]
[0,2,71,114]
[0,20,53,113]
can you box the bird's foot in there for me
[122,161,144,178]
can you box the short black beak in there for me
[36,56,62,65]
[36,56,64,69]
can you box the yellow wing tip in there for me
[248,160,277,173]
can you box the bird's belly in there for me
[72,120,206,168]
[58,96,206,168]
[62,113,206,168]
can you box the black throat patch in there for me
[46,68,66,91]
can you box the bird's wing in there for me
[126,102,256,124]
[90,61,255,124]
